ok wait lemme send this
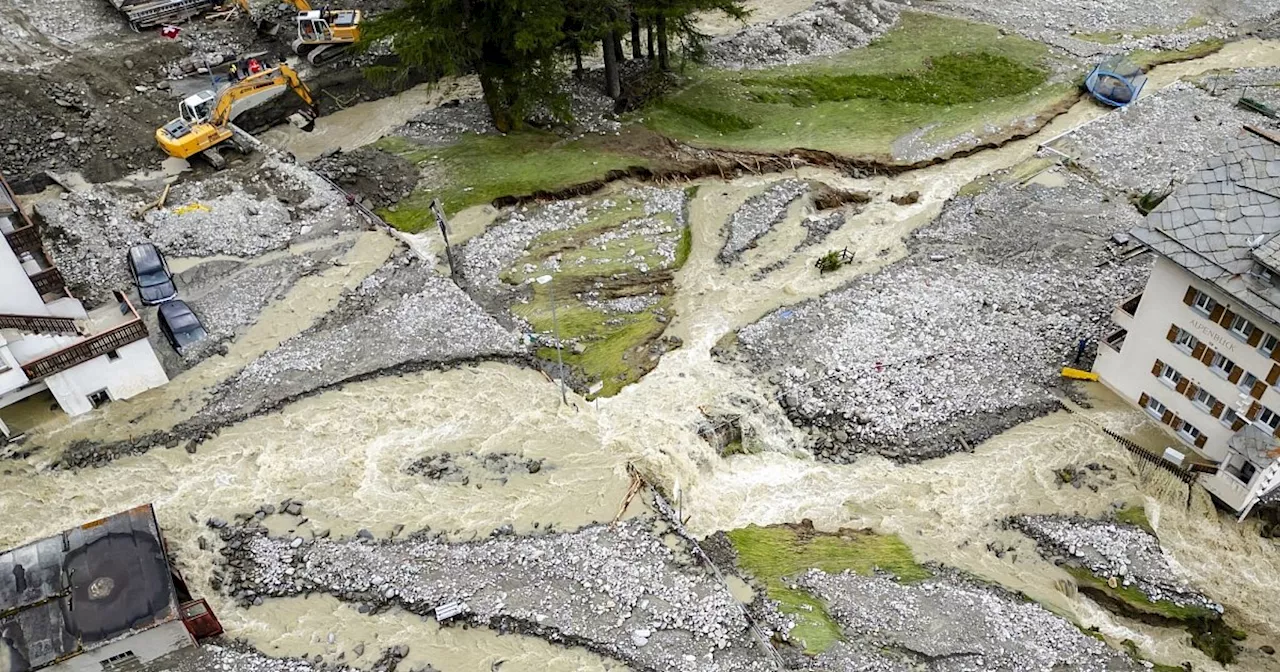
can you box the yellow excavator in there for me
[155,64,316,169]
[236,0,362,65]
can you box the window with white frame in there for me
[1192,289,1217,316]
[1261,332,1280,357]
[1159,364,1183,387]
[1177,419,1203,445]
[1222,408,1241,427]
[1210,353,1237,379]
[1259,406,1280,432]
[1230,314,1256,342]
[1173,328,1199,354]
[1192,387,1216,413]
[1145,395,1168,420]
[1239,371,1260,394]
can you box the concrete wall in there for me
[0,338,29,397]
[1096,256,1280,465]
[45,339,169,416]
[49,620,194,672]
[0,228,48,316]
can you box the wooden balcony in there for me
[0,313,78,335]
[21,293,148,380]
[4,224,42,258]
[28,267,67,301]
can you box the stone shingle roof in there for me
[1133,130,1280,325]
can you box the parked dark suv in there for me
[157,300,208,354]
[127,243,177,305]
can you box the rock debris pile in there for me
[35,157,364,306]
[196,251,524,427]
[166,642,429,672]
[1010,514,1222,613]
[395,100,497,148]
[708,0,902,70]
[311,147,420,209]
[719,180,809,264]
[406,450,545,485]
[797,212,848,250]
[799,568,1143,671]
[218,517,774,672]
[736,171,1149,461]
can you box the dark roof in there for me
[0,505,182,672]
[1133,129,1280,325]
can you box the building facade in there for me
[0,173,168,437]
[1095,129,1280,516]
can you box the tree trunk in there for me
[479,69,519,133]
[630,12,642,60]
[656,13,669,71]
[646,20,654,59]
[574,43,584,79]
[603,32,621,100]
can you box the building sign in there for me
[1191,317,1238,354]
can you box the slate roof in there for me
[0,505,183,672]
[1134,129,1280,326]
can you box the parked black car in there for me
[127,243,178,305]
[157,300,207,354]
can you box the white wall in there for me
[0,228,51,316]
[0,338,29,397]
[45,339,169,416]
[1096,257,1280,462]
[49,620,194,672]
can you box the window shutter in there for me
[1196,434,1208,448]
[1184,383,1198,399]
[1183,287,1197,305]
[1233,417,1247,431]
[1169,414,1181,428]
[1248,402,1261,420]
[1151,359,1164,377]
[1139,392,1150,407]
[1219,308,1236,329]
[1210,304,1225,323]
[1211,400,1224,418]
[1274,424,1280,439]
[1200,347,1216,365]
[1252,380,1268,400]
[1166,325,1179,342]
[1229,367,1244,384]
[1161,410,1174,425]
[1270,364,1280,386]
[1249,328,1264,347]
[1273,343,1280,363]
[1192,343,1206,360]
[1175,378,1188,394]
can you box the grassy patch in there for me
[1066,567,1216,622]
[675,226,693,266]
[1114,504,1156,536]
[727,523,929,654]
[375,131,653,230]
[644,12,1077,159]
[1131,39,1225,69]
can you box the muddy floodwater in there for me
[6,40,1280,672]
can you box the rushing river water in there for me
[5,40,1280,672]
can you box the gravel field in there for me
[195,251,524,426]
[1011,514,1223,613]
[1053,83,1266,195]
[156,642,425,672]
[796,212,849,250]
[718,179,810,264]
[735,170,1149,461]
[800,567,1144,671]
[708,0,902,70]
[35,157,365,307]
[219,517,774,672]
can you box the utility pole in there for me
[536,274,568,406]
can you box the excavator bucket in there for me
[287,108,317,132]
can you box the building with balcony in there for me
[0,504,222,672]
[1095,128,1280,517]
[0,173,168,439]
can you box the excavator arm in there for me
[210,64,316,127]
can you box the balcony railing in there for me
[21,294,147,380]
[4,224,42,258]
[0,313,78,335]
[28,267,66,301]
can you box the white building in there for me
[0,173,168,438]
[1096,129,1280,517]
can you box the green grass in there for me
[675,226,693,266]
[1114,504,1156,536]
[1066,567,1218,622]
[727,524,929,654]
[644,12,1077,159]
[374,132,652,230]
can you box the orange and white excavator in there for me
[155,64,316,168]
[237,0,362,65]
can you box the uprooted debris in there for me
[216,517,775,672]
[708,0,902,70]
[733,169,1148,461]
[311,147,420,209]
[406,450,545,485]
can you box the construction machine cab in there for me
[295,8,360,43]
[179,91,217,124]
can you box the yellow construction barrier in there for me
[1061,367,1099,382]
[173,202,211,215]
